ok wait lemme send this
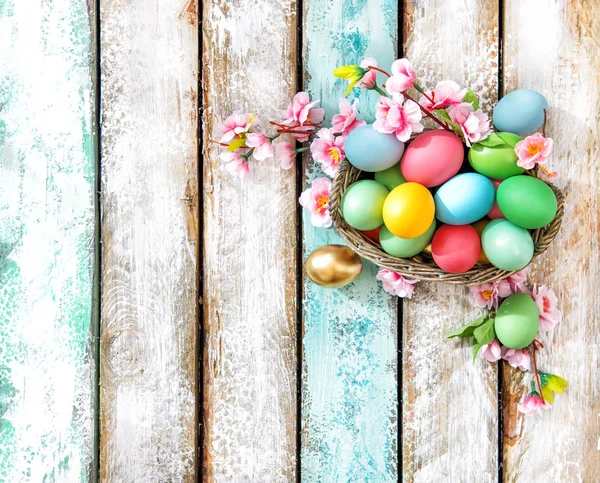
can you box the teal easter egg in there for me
[375,162,406,191]
[468,132,525,179]
[493,89,549,135]
[341,180,389,230]
[494,293,540,349]
[481,219,534,271]
[434,173,495,225]
[380,219,436,258]
[345,124,405,172]
[497,175,558,229]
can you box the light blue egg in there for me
[435,173,495,225]
[493,89,549,136]
[344,124,405,172]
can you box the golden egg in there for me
[306,245,363,288]
[421,243,432,257]
[472,219,491,265]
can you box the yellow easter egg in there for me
[382,182,435,239]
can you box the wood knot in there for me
[103,324,148,377]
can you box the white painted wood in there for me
[99,0,199,480]
[202,0,298,480]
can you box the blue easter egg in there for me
[493,89,549,136]
[434,173,495,225]
[344,124,405,172]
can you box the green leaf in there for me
[472,342,482,361]
[446,315,488,339]
[433,108,452,122]
[227,136,246,151]
[473,318,496,346]
[462,89,480,110]
[475,132,507,148]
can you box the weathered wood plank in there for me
[502,2,600,481]
[202,0,298,480]
[0,0,97,480]
[301,1,399,480]
[99,0,198,480]
[402,1,500,481]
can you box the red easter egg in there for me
[361,227,381,243]
[401,131,464,187]
[431,225,481,273]
[487,179,505,219]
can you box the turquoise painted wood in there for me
[301,1,399,480]
[0,0,97,481]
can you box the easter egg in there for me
[472,220,491,264]
[361,226,381,243]
[375,162,407,191]
[306,245,363,288]
[493,89,549,136]
[434,173,495,225]
[494,293,540,349]
[383,182,435,239]
[481,219,534,271]
[341,180,389,230]
[468,133,525,179]
[431,225,480,273]
[380,220,436,258]
[401,130,464,187]
[487,179,505,219]
[345,124,405,172]
[497,175,558,229]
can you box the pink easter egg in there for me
[400,131,464,187]
[487,178,505,219]
[431,225,480,273]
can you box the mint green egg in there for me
[468,132,525,179]
[494,293,539,349]
[375,163,406,191]
[481,219,534,271]
[341,180,389,230]
[380,219,436,257]
[497,175,557,229]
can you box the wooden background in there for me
[1,0,598,481]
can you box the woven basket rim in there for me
[329,134,565,286]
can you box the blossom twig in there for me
[402,91,452,132]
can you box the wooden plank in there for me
[0,0,97,480]
[99,0,198,480]
[201,0,298,480]
[402,1,500,481]
[301,1,399,480]
[502,2,600,480]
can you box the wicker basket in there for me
[329,139,565,286]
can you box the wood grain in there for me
[0,0,97,480]
[301,1,399,480]
[502,1,600,480]
[201,0,298,480]
[99,0,198,480]
[402,1,500,481]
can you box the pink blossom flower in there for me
[331,98,366,136]
[299,177,333,228]
[220,151,249,178]
[275,141,296,169]
[515,133,554,170]
[518,392,552,415]
[385,58,416,95]
[376,268,418,298]
[448,102,492,146]
[219,113,254,144]
[479,340,502,362]
[501,347,531,371]
[373,94,423,142]
[419,81,468,110]
[310,128,345,176]
[532,285,561,332]
[467,280,512,309]
[506,269,529,294]
[282,92,325,142]
[537,164,559,181]
[358,57,378,89]
[245,132,273,161]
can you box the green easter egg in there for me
[497,175,558,229]
[481,219,534,271]
[380,219,436,257]
[375,162,407,191]
[341,180,389,230]
[468,132,525,179]
[494,293,539,349]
